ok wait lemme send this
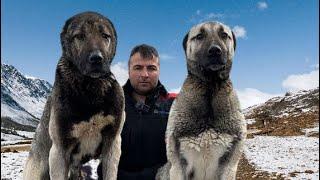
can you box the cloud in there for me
[282,69,319,92]
[169,87,181,93]
[311,63,319,69]
[232,26,247,39]
[160,53,175,61]
[189,10,224,23]
[205,13,224,19]
[111,62,128,86]
[257,2,268,10]
[236,88,281,109]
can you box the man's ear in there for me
[232,31,237,51]
[183,32,189,52]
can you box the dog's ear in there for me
[105,18,117,59]
[183,32,189,52]
[232,31,236,51]
[60,17,74,57]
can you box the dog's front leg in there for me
[167,135,184,180]
[49,144,69,180]
[100,134,122,180]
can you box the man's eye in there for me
[148,67,157,71]
[73,34,85,41]
[133,67,142,70]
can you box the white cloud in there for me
[111,62,128,86]
[160,53,175,61]
[257,2,268,10]
[237,88,280,109]
[232,26,247,39]
[169,87,181,93]
[205,13,224,19]
[282,70,319,92]
[190,10,224,23]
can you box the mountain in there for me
[243,87,319,137]
[1,63,52,128]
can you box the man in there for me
[98,44,176,180]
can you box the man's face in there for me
[129,52,160,95]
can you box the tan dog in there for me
[157,21,246,180]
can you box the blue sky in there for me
[2,0,319,108]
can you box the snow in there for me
[1,152,29,180]
[1,103,38,127]
[245,136,319,179]
[1,130,34,145]
[15,131,34,139]
[1,133,25,142]
[302,123,319,137]
[1,151,100,180]
[1,64,52,125]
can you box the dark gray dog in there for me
[23,12,125,180]
[157,22,247,180]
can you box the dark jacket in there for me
[118,80,175,180]
[98,80,175,180]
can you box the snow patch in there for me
[245,136,319,179]
[1,151,29,179]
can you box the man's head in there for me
[128,44,160,96]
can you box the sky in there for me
[1,0,319,108]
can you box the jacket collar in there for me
[123,80,168,101]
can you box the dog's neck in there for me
[187,72,232,93]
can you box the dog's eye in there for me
[102,33,111,40]
[195,33,204,40]
[73,34,85,41]
[221,32,229,39]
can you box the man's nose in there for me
[140,68,149,77]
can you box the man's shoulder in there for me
[159,93,177,103]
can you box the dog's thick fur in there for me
[23,12,125,180]
[156,22,246,180]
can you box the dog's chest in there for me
[179,129,234,180]
[70,113,115,163]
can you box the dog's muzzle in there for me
[89,50,104,64]
[204,45,226,71]
[87,50,110,78]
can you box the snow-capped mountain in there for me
[243,87,319,137]
[1,63,52,127]
[244,87,319,119]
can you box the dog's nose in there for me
[208,45,222,57]
[89,51,103,64]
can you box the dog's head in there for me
[183,21,236,81]
[60,11,117,78]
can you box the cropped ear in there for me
[183,32,189,53]
[232,31,237,51]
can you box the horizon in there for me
[1,0,319,108]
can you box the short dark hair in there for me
[129,44,159,59]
